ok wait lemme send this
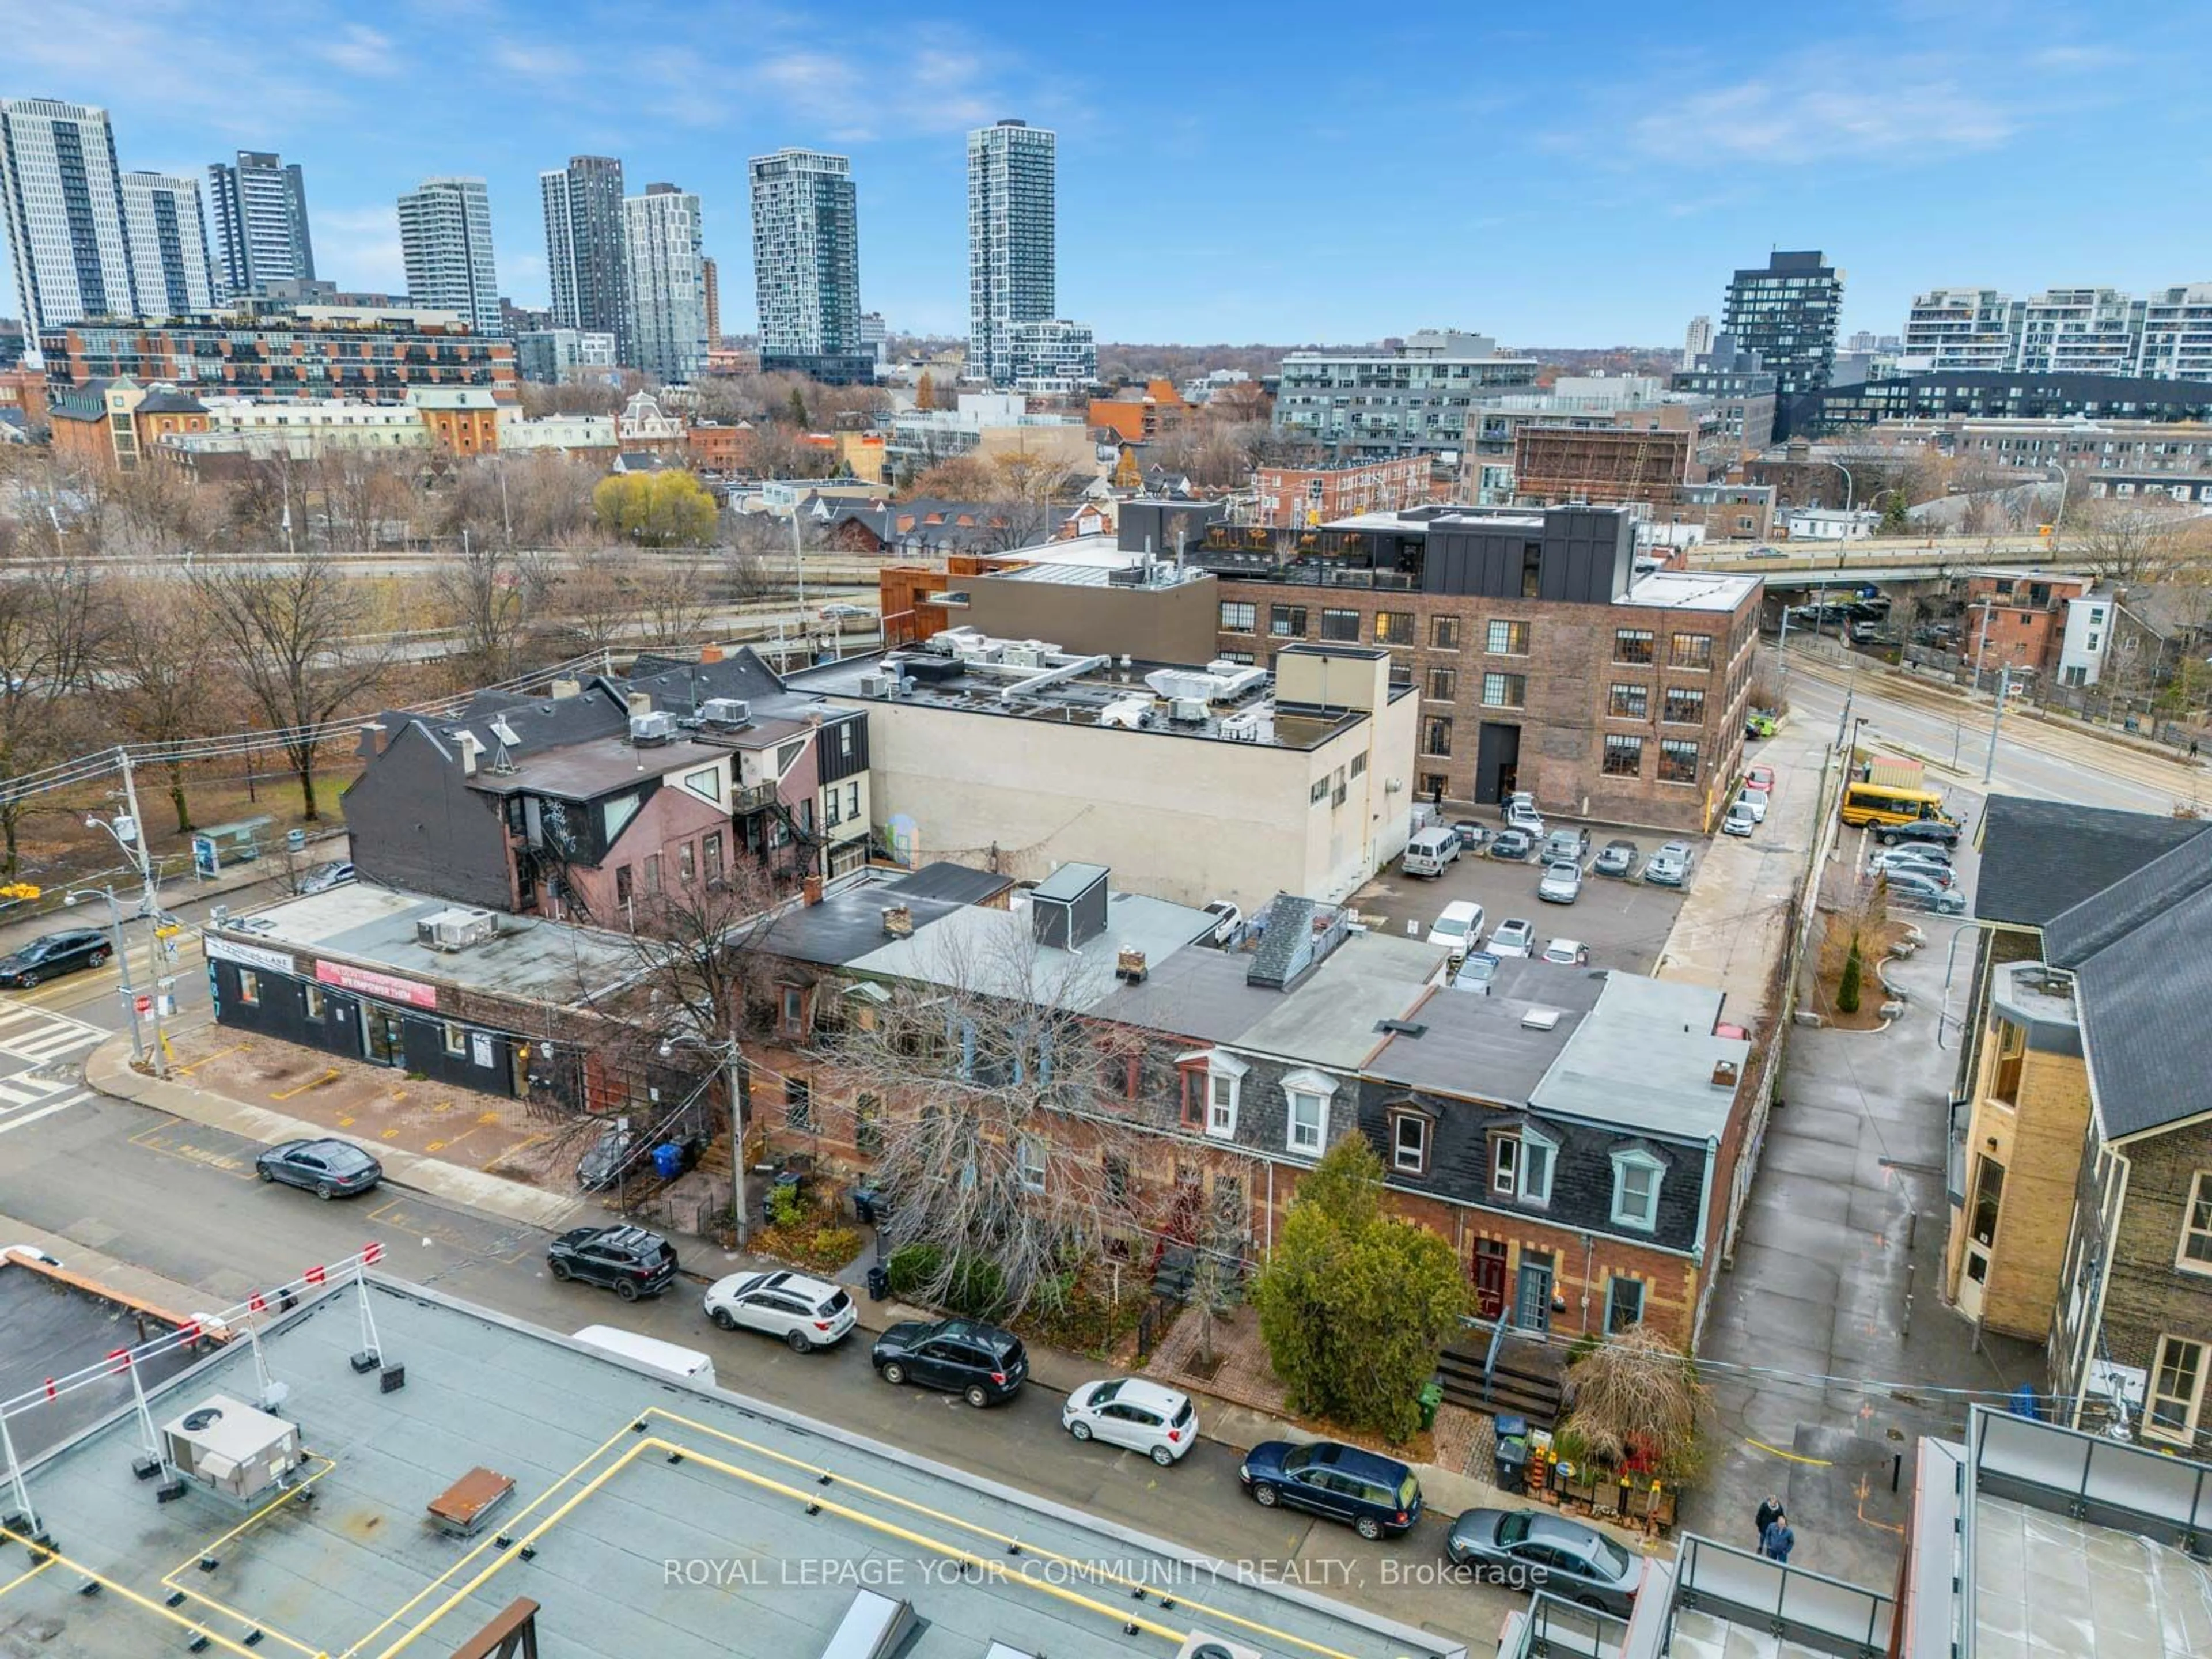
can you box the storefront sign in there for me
[471,1031,495,1069]
[315,959,438,1009]
[205,935,297,977]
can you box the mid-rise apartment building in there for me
[0,97,135,337]
[1005,317,1094,390]
[119,171,215,317]
[397,177,501,336]
[1801,371,2212,435]
[539,155,630,359]
[623,183,708,384]
[1194,505,1761,830]
[967,119,1058,388]
[1721,251,1843,435]
[38,313,517,404]
[1274,330,1539,457]
[206,150,315,301]
[1906,282,2212,382]
[748,149,863,376]
[514,328,618,385]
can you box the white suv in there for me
[702,1269,857,1353]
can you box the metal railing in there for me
[1497,1592,1628,1658]
[1664,1533,1893,1658]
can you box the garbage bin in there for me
[851,1185,879,1226]
[1494,1434,1531,1494]
[2009,1384,2041,1421]
[865,1264,890,1302]
[1417,1380,1444,1431]
[651,1142,684,1180]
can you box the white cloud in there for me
[492,40,584,81]
[312,204,405,292]
[317,24,399,77]
[1626,76,2013,166]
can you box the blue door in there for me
[1514,1253,1554,1332]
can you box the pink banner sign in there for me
[315,959,438,1009]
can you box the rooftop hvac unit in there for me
[1175,1636,1266,1659]
[161,1395,303,1506]
[699,698,751,726]
[1170,698,1209,725]
[630,710,680,744]
[417,906,498,952]
[857,674,890,698]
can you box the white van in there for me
[570,1325,717,1388]
[1402,826,1460,878]
[1427,900,1487,952]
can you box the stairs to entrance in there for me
[1437,1333,1566,1429]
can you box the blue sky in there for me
[5,0,2207,346]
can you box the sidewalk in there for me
[1681,927,2041,1588]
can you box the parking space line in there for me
[270,1068,341,1100]
[170,1042,248,1077]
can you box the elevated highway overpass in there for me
[1687,535,2091,589]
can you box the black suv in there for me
[0,929,111,989]
[1239,1439,1422,1540]
[1873,819,1961,849]
[870,1317,1028,1407]
[547,1225,679,1301]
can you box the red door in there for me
[1472,1240,1508,1320]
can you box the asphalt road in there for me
[0,1082,1510,1650]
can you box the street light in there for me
[62,885,143,1066]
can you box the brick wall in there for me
[2097,1123,2212,1453]
[1971,1043,2093,1339]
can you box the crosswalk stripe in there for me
[0,1002,52,1034]
[2,1028,100,1062]
[0,1092,89,1135]
[0,1075,60,1108]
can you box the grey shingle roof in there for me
[1975,795,2212,926]
[2044,832,2212,1139]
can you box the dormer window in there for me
[1176,1049,1247,1139]
[1611,1147,1666,1232]
[1281,1068,1338,1157]
[1490,1124,1555,1206]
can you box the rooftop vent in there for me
[1375,1018,1428,1037]
[1115,947,1148,983]
[417,906,497,953]
[1711,1058,1741,1089]
[1521,1007,1563,1031]
[881,904,914,939]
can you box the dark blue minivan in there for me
[1238,1439,1422,1540]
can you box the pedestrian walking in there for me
[1753,1494,1782,1546]
[1762,1511,1796,1564]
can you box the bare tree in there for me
[635,557,718,649]
[826,923,1147,1317]
[431,540,554,684]
[191,552,393,820]
[2067,499,2192,584]
[550,547,641,661]
[0,560,113,871]
[103,581,229,834]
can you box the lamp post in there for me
[63,885,142,1065]
[1823,458,1855,513]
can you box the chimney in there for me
[1711,1058,1740,1090]
[699,644,725,664]
[881,904,914,938]
[626,691,653,717]
[1115,947,1148,983]
[357,721,389,759]
[802,874,824,906]
[550,677,582,699]
[456,730,483,777]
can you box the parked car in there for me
[1501,789,1537,823]
[547,1225,679,1301]
[1402,825,1461,878]
[1540,828,1590,866]
[702,1268,855,1353]
[1452,951,1503,993]
[1451,820,1487,851]
[255,1137,382,1200]
[1489,829,1535,862]
[0,928,111,989]
[1062,1378,1197,1466]
[1506,802,1546,838]
[1744,765,1775,793]
[298,861,355,895]
[1427,900,1487,951]
[1883,867,1968,915]
[1734,789,1767,824]
[1745,545,1786,559]
[1446,1508,1646,1615]
[1644,842,1692,887]
[819,602,872,622]
[579,1126,706,1190]
[1592,839,1638,878]
[1722,801,1758,837]
[1490,918,1535,957]
[872,1317,1028,1407]
[1540,938,1590,967]
[1869,844,1952,874]
[1870,854,1956,888]
[1872,818,1961,849]
[1202,900,1243,946]
[1537,862,1583,904]
[1239,1440,1421,1541]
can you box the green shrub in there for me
[1839,940,1864,1014]
[883,1243,942,1298]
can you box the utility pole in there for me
[1984,666,2013,784]
[116,752,171,1078]
[727,1033,751,1246]
[1972,597,1995,692]
[790,510,808,615]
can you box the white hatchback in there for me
[702,1268,857,1353]
[1062,1377,1199,1465]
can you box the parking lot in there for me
[1350,816,1705,975]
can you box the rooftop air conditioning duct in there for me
[417,906,497,952]
[1170,698,1209,725]
[630,710,679,744]
[699,698,751,725]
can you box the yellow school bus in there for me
[1840,781,1955,829]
